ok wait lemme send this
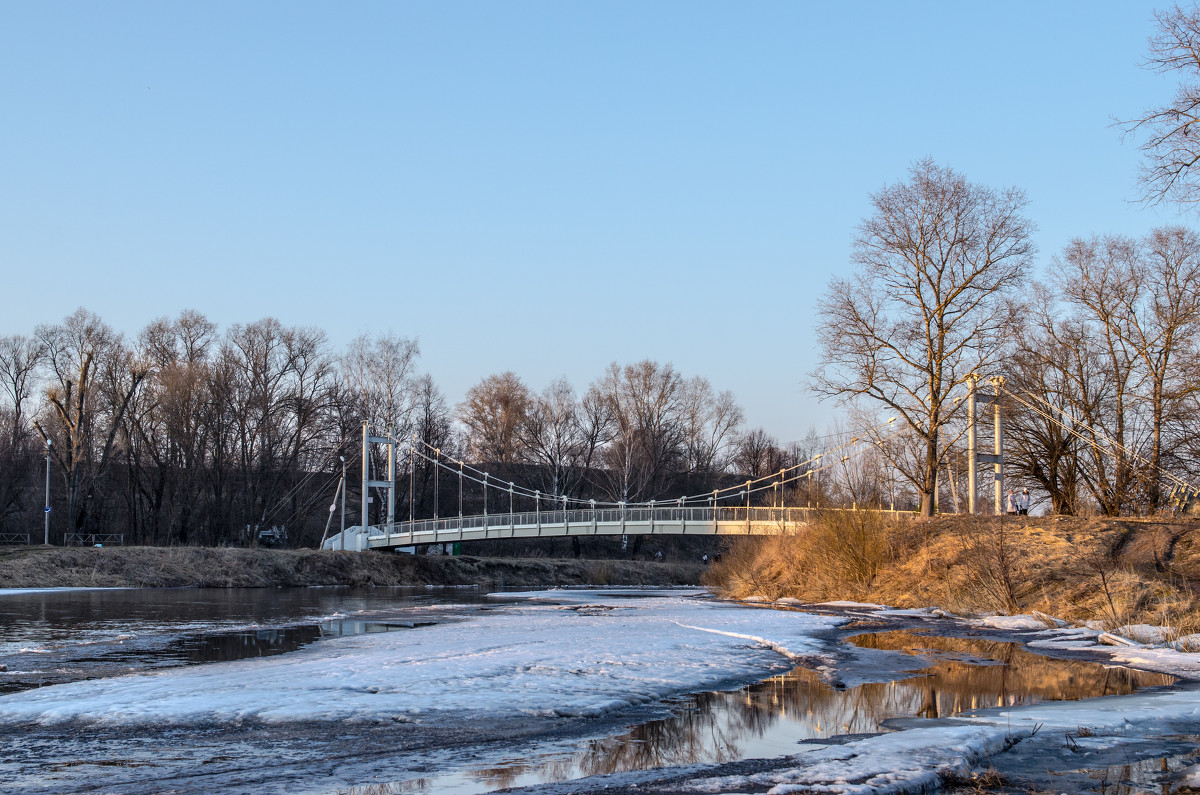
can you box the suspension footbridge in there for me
[315,374,1200,553]
[322,417,910,552]
[327,505,903,552]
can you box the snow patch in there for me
[1114,624,1173,644]
[973,614,1051,631]
[0,591,844,726]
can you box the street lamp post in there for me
[339,456,346,551]
[43,439,51,545]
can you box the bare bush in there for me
[958,518,1024,613]
[804,510,893,592]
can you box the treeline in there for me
[0,309,854,547]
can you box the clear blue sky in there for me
[0,1,1189,442]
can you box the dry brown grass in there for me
[705,513,1200,631]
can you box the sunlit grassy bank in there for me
[0,546,702,589]
[704,513,1200,635]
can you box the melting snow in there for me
[6,589,1200,795]
[0,589,843,726]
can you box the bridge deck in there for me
[350,506,906,550]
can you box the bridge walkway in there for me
[323,506,908,551]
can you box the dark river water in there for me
[0,586,490,694]
[0,588,1181,794]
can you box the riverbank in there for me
[706,513,1200,635]
[0,546,703,589]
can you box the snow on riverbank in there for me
[0,589,843,726]
[0,587,126,597]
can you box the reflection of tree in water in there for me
[851,632,1175,719]
[465,631,1176,789]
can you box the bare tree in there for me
[458,371,531,465]
[1121,4,1200,209]
[123,312,220,543]
[1125,226,1200,507]
[0,334,45,446]
[590,360,685,502]
[678,376,743,483]
[33,309,147,536]
[411,374,457,518]
[1005,288,1085,514]
[0,334,45,531]
[342,332,420,435]
[217,319,338,539]
[812,160,1035,517]
[519,377,605,499]
[732,428,780,480]
[1054,236,1149,514]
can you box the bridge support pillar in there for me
[362,423,398,537]
[967,376,1006,516]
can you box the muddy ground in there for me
[0,545,704,589]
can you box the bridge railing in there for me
[369,505,906,539]
[65,533,125,547]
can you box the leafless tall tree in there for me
[812,160,1035,517]
[0,334,45,446]
[1125,226,1200,507]
[519,377,606,499]
[1054,236,1151,514]
[678,376,744,484]
[590,360,686,503]
[0,334,46,530]
[1005,287,1085,514]
[1121,4,1200,209]
[33,309,147,536]
[458,371,531,465]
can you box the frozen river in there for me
[0,586,1197,794]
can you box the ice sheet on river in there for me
[0,589,842,726]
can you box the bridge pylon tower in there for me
[966,375,1005,515]
[361,422,399,534]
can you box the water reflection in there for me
[400,631,1176,794]
[851,631,1175,718]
